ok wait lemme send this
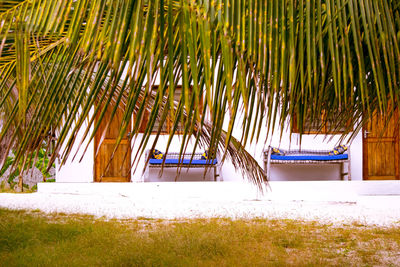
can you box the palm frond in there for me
[0,0,399,187]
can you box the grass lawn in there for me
[0,208,399,266]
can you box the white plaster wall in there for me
[54,115,364,183]
[54,63,363,182]
[216,108,363,182]
[55,114,94,183]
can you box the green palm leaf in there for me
[0,0,399,188]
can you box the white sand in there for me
[1,192,400,227]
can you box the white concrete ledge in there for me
[37,181,400,202]
[355,180,400,195]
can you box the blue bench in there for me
[264,146,351,180]
[149,158,218,165]
[146,151,220,181]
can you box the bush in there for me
[0,148,54,191]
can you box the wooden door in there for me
[94,104,131,182]
[363,110,399,180]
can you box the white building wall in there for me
[56,117,363,183]
[55,65,363,182]
[56,113,94,183]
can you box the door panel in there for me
[363,110,399,180]
[94,104,131,182]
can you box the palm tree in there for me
[0,0,399,189]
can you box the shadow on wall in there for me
[146,163,345,182]
[146,168,216,182]
[269,164,343,181]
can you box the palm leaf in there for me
[0,0,399,188]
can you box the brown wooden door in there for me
[94,104,131,182]
[363,110,399,180]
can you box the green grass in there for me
[0,209,399,266]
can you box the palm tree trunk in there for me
[0,126,12,166]
[18,174,23,192]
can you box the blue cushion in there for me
[271,154,348,161]
[149,159,218,165]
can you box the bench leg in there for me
[341,163,344,181]
[340,162,351,181]
[144,164,149,182]
[347,161,351,181]
[266,161,271,181]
